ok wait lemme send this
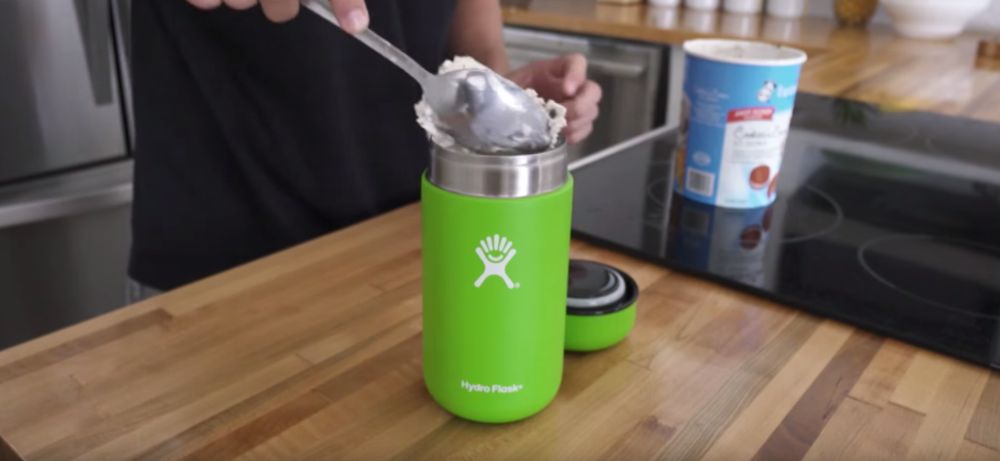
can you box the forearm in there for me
[447,0,509,73]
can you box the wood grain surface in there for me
[502,0,1000,124]
[0,205,997,460]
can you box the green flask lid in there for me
[565,260,638,352]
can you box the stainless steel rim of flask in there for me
[427,143,569,198]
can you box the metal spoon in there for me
[301,0,553,153]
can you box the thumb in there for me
[330,0,369,33]
[528,54,587,100]
[554,53,587,96]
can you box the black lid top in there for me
[567,260,639,316]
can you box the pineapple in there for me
[835,0,878,27]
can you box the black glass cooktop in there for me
[572,93,1000,369]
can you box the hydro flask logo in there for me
[474,234,519,289]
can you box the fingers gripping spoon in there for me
[301,0,554,153]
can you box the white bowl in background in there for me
[882,0,990,40]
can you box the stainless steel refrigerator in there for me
[0,0,133,349]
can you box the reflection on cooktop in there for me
[859,235,1000,319]
[572,93,1000,369]
[765,186,842,244]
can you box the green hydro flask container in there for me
[422,141,573,423]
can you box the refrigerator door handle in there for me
[0,161,133,229]
[74,0,114,105]
[507,47,648,79]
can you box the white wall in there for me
[804,0,1000,33]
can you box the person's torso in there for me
[129,0,456,289]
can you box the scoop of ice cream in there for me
[414,56,567,154]
[526,88,568,146]
[439,56,488,73]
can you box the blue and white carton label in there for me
[675,40,806,208]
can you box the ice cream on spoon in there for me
[415,57,567,154]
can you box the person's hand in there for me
[507,54,602,145]
[186,0,369,31]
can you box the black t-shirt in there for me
[129,1,456,290]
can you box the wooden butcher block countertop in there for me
[0,205,998,460]
[503,0,1000,124]
[2,3,1000,460]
